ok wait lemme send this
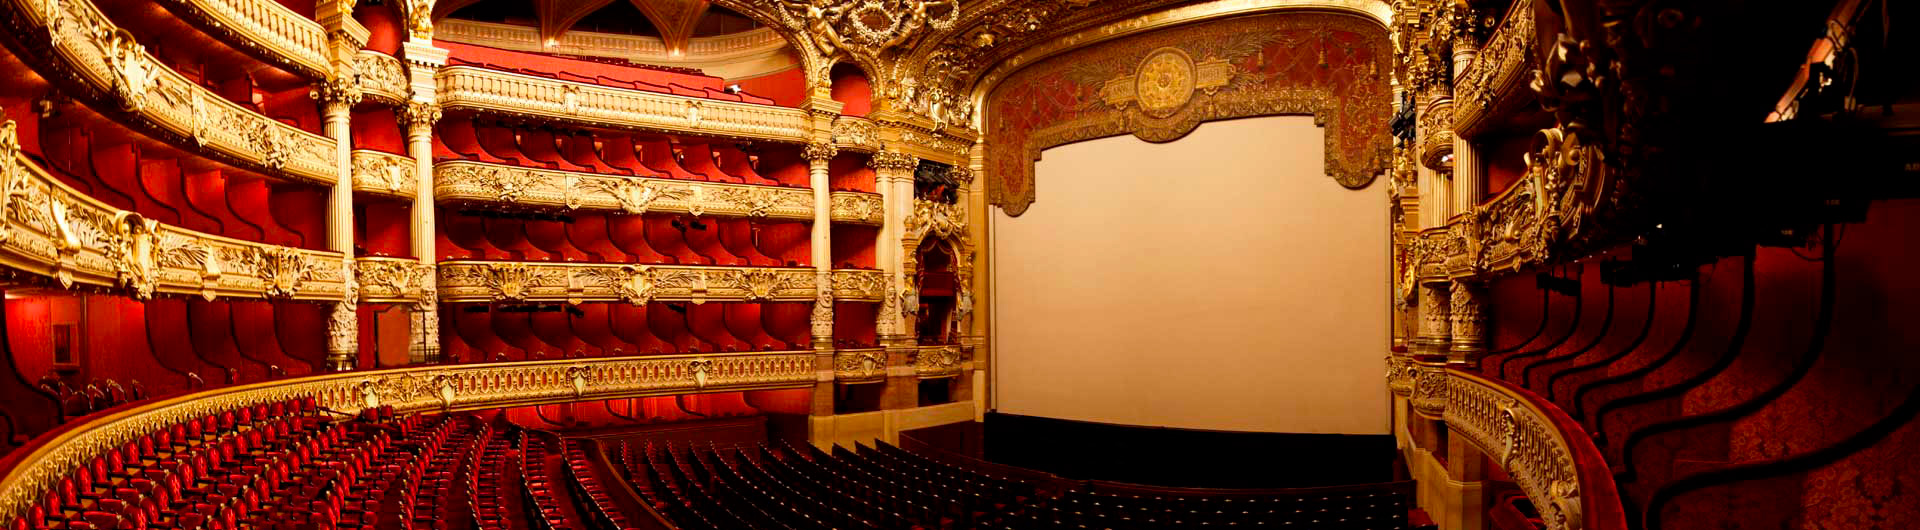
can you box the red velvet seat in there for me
[473,124,528,166]
[716,219,782,266]
[558,132,620,175]
[643,216,709,265]
[517,129,587,172]
[635,137,705,181]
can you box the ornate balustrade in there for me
[831,116,881,152]
[436,20,790,63]
[355,50,411,105]
[2,0,340,185]
[355,256,434,304]
[1444,370,1626,530]
[1452,0,1539,135]
[830,269,887,302]
[912,345,971,379]
[0,350,813,523]
[352,149,418,199]
[433,160,883,225]
[152,0,331,78]
[0,146,348,301]
[436,66,812,142]
[436,261,817,304]
[833,348,887,382]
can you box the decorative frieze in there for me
[9,0,339,185]
[436,67,811,141]
[354,257,434,304]
[830,269,888,302]
[833,348,887,382]
[351,150,418,199]
[0,350,812,523]
[434,160,885,227]
[437,261,817,304]
[831,116,880,151]
[911,345,970,378]
[0,138,347,301]
[1452,0,1536,133]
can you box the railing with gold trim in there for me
[352,149,418,199]
[830,269,886,302]
[355,50,410,105]
[354,257,433,304]
[831,116,881,152]
[833,348,887,382]
[2,0,340,186]
[436,66,811,142]
[433,160,883,226]
[1452,0,1538,134]
[152,0,332,78]
[0,351,813,523]
[436,261,817,304]
[0,147,348,301]
[912,345,970,379]
[436,20,789,62]
[1444,370,1627,530]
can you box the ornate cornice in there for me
[351,149,418,199]
[830,269,888,302]
[0,350,813,523]
[354,50,411,106]
[354,257,433,304]
[436,66,811,142]
[1,0,341,186]
[1450,0,1535,135]
[1446,369,1626,530]
[433,160,883,226]
[436,261,817,304]
[911,344,970,378]
[0,145,347,301]
[833,348,888,382]
[150,0,332,79]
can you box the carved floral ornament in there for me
[0,352,813,523]
[354,258,435,303]
[436,262,815,304]
[778,0,959,63]
[433,162,876,223]
[352,150,417,197]
[912,345,969,377]
[834,349,888,381]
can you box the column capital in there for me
[870,150,918,172]
[401,101,442,133]
[310,78,363,110]
[802,142,839,162]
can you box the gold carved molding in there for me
[1451,0,1536,135]
[0,145,348,301]
[2,0,341,186]
[437,261,817,304]
[434,160,883,227]
[354,50,411,106]
[0,351,812,524]
[831,115,881,152]
[436,67,811,142]
[830,269,887,302]
[833,348,888,383]
[1447,370,1620,530]
[150,0,332,79]
[351,149,418,199]
[911,344,970,379]
[354,257,433,304]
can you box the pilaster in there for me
[316,80,360,371]
[402,101,442,364]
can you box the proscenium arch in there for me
[961,1,1395,216]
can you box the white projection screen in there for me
[990,115,1389,435]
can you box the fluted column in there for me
[1449,280,1485,366]
[871,151,918,343]
[403,102,442,364]
[1452,134,1481,217]
[316,80,360,371]
[805,143,838,351]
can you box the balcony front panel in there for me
[0,150,348,301]
[355,256,433,304]
[4,0,340,185]
[436,66,811,142]
[1452,0,1539,135]
[353,149,418,199]
[1445,369,1626,530]
[437,260,817,304]
[830,269,887,302]
[356,50,410,105]
[152,0,332,78]
[434,160,883,226]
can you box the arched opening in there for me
[913,237,960,345]
[830,62,873,117]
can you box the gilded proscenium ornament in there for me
[435,67,810,141]
[776,0,958,64]
[1446,370,1614,530]
[834,349,888,382]
[436,261,815,304]
[351,149,418,199]
[354,257,434,304]
[0,141,348,301]
[13,0,339,185]
[0,351,814,524]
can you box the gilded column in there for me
[315,78,361,371]
[804,142,839,351]
[1411,282,1451,419]
[403,101,442,364]
[871,150,919,343]
[1449,280,1485,366]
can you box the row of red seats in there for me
[437,41,775,105]
[443,302,812,361]
[439,211,810,267]
[467,427,526,529]
[434,118,807,187]
[520,433,590,530]
[33,123,329,250]
[561,440,641,530]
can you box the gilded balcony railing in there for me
[354,257,433,304]
[153,0,332,78]
[1452,0,1539,134]
[3,0,341,185]
[912,345,971,379]
[355,50,411,105]
[0,351,814,523]
[433,160,884,226]
[436,261,818,304]
[436,66,812,141]
[833,348,888,382]
[830,269,887,302]
[352,149,418,199]
[1443,370,1627,530]
[0,146,349,302]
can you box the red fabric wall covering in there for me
[268,183,328,250]
[437,211,811,265]
[186,300,269,382]
[828,153,876,192]
[5,297,60,387]
[354,4,403,55]
[1481,134,1532,200]
[829,64,872,117]
[729,66,808,108]
[350,107,407,155]
[1482,263,1585,376]
[273,300,330,370]
[744,388,812,415]
[831,225,879,269]
[431,302,807,361]
[355,201,413,257]
[1498,260,1614,382]
[754,145,812,188]
[228,301,317,375]
[568,304,619,356]
[608,303,673,355]
[355,304,413,369]
[832,302,878,348]
[1549,280,1695,415]
[1524,274,1655,392]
